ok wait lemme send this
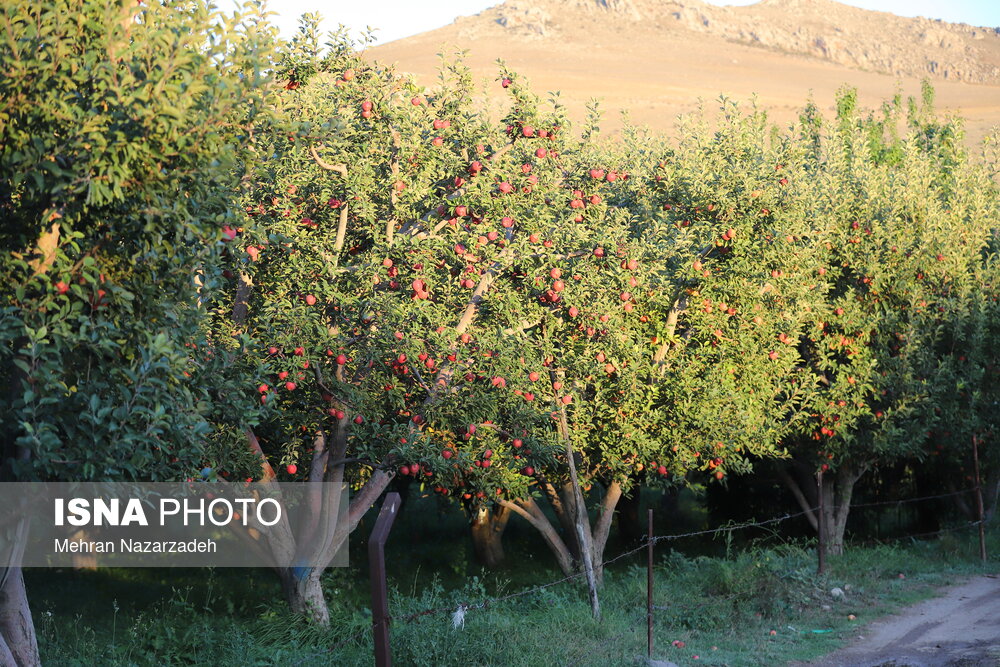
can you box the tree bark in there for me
[501,479,623,592]
[553,482,584,565]
[777,464,819,531]
[589,481,623,585]
[279,568,329,625]
[779,460,865,556]
[821,463,865,556]
[500,498,575,575]
[0,632,17,667]
[245,427,396,626]
[470,504,510,568]
[0,568,39,667]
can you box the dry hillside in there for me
[368,0,1000,145]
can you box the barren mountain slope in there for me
[368,0,1000,145]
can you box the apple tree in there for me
[0,1,276,663]
[774,88,999,554]
[438,95,825,590]
[207,26,560,622]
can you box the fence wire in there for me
[298,484,988,664]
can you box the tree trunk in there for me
[500,497,575,576]
[501,480,623,590]
[589,481,623,587]
[243,427,395,625]
[0,568,39,667]
[821,463,864,556]
[779,460,866,556]
[553,482,584,564]
[0,633,17,667]
[279,568,329,626]
[777,464,819,531]
[470,504,510,568]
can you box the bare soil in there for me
[801,575,1000,667]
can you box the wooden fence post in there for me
[647,508,654,659]
[817,470,826,575]
[973,436,987,564]
[369,492,401,667]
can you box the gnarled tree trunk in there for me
[279,567,329,625]
[470,504,510,569]
[241,427,395,626]
[0,568,39,667]
[779,460,868,556]
[500,479,623,585]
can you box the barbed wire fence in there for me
[293,485,992,667]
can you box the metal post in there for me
[972,436,987,564]
[647,508,654,659]
[817,470,826,575]
[369,492,401,667]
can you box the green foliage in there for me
[0,0,278,481]
[213,21,1000,564]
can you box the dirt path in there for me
[804,575,1000,667]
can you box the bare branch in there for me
[233,273,253,325]
[247,429,277,483]
[309,145,347,175]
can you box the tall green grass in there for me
[30,526,998,666]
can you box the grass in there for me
[26,515,999,667]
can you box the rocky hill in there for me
[369,0,1000,145]
[479,0,1000,84]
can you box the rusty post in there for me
[817,469,826,575]
[647,507,654,659]
[972,436,987,564]
[369,492,401,667]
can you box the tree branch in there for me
[500,498,574,575]
[309,145,347,175]
[777,466,818,531]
